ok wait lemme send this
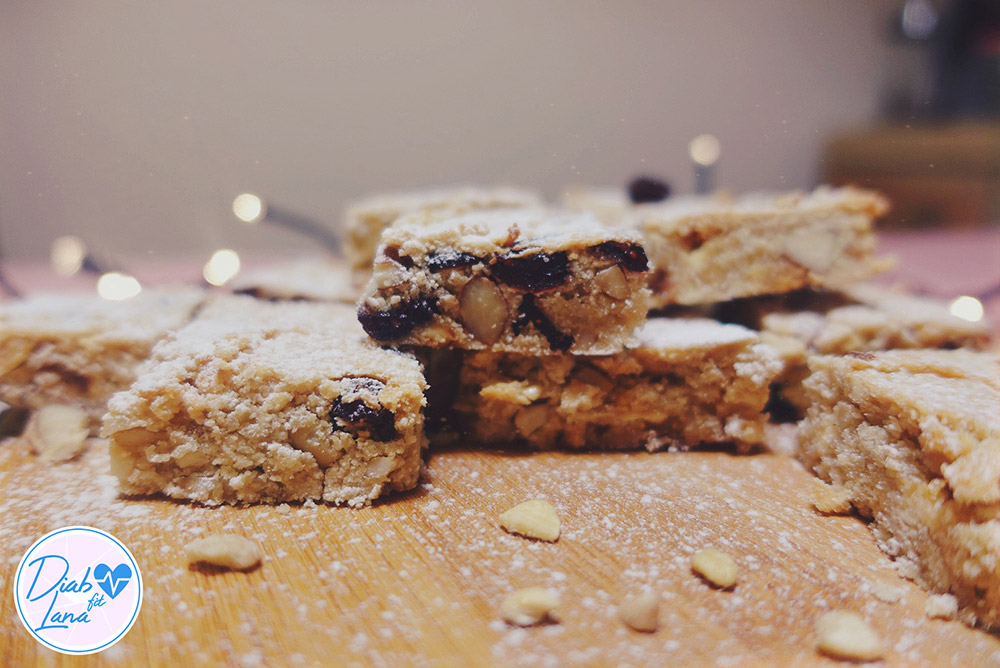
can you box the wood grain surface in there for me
[3,434,999,667]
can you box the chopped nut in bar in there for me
[800,349,1000,627]
[433,318,780,451]
[357,209,651,355]
[102,297,427,507]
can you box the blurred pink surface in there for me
[3,228,999,330]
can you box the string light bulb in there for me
[233,193,266,224]
[203,249,241,286]
[949,295,984,323]
[50,236,87,277]
[97,272,142,301]
[689,134,721,167]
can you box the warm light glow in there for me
[203,249,241,286]
[233,193,265,224]
[50,236,86,277]
[949,295,984,323]
[689,134,721,166]
[97,272,142,301]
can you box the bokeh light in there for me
[203,249,241,286]
[97,272,142,300]
[689,134,721,167]
[233,193,265,224]
[50,236,86,277]
[949,295,984,323]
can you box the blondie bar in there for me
[345,185,542,270]
[231,257,361,303]
[441,318,780,450]
[799,350,1000,627]
[0,288,204,428]
[755,285,991,417]
[102,297,427,506]
[638,186,892,305]
[357,209,651,354]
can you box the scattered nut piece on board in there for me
[812,479,853,514]
[815,610,885,662]
[25,405,89,463]
[869,581,905,604]
[185,534,263,571]
[499,499,560,542]
[691,548,738,588]
[501,587,559,626]
[618,592,659,633]
[924,593,958,620]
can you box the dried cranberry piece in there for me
[358,297,437,342]
[627,176,670,204]
[591,241,650,273]
[511,294,574,352]
[329,398,397,442]
[426,251,482,272]
[491,250,570,293]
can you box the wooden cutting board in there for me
[2,434,999,667]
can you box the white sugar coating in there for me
[157,295,364,356]
[348,184,542,220]
[639,185,888,228]
[635,318,757,350]
[104,297,424,436]
[0,287,205,340]
[384,208,646,258]
[113,327,421,409]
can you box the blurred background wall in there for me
[0,1,937,260]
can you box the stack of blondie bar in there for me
[350,193,781,453]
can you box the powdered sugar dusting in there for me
[2,438,998,665]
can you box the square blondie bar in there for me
[345,185,542,270]
[357,209,651,355]
[0,288,204,428]
[799,350,1000,627]
[441,318,780,450]
[102,297,427,506]
[231,257,361,303]
[753,285,991,418]
[638,186,892,306]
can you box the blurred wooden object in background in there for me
[823,122,1000,228]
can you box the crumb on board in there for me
[498,499,560,542]
[185,534,263,571]
[925,594,958,620]
[869,580,906,604]
[691,548,739,589]
[815,610,885,662]
[618,591,659,633]
[811,479,853,515]
[501,587,560,626]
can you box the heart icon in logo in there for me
[93,563,132,600]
